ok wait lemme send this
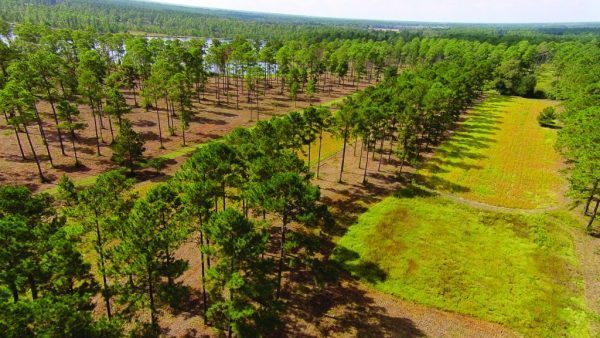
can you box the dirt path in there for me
[416,185,565,214]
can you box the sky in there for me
[150,0,600,23]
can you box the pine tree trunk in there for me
[199,216,208,324]
[28,275,38,300]
[338,125,348,183]
[23,123,45,182]
[359,138,365,169]
[32,104,53,166]
[147,265,157,328]
[155,99,164,149]
[108,115,115,143]
[90,104,102,156]
[587,200,600,233]
[363,133,370,184]
[307,142,311,174]
[584,181,598,215]
[71,134,79,166]
[94,216,112,320]
[4,111,26,160]
[378,130,386,171]
[45,85,66,155]
[276,213,288,299]
[316,129,323,179]
[222,181,226,210]
[10,281,18,303]
[255,85,260,120]
[388,134,395,162]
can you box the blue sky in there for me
[151,0,599,23]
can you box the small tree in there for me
[289,81,299,107]
[306,77,316,104]
[537,106,557,127]
[111,119,145,173]
[57,100,87,167]
[118,183,188,332]
[146,157,168,175]
[204,209,278,337]
[72,171,135,320]
[247,172,320,298]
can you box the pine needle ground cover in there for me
[419,93,564,209]
[334,194,588,337]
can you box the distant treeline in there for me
[0,0,598,43]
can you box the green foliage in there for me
[111,119,145,172]
[146,157,168,174]
[117,183,188,328]
[537,106,557,127]
[557,106,600,230]
[552,40,600,226]
[205,209,279,336]
[0,185,116,337]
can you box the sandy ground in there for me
[0,75,366,192]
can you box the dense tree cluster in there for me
[0,0,402,41]
[0,185,120,337]
[0,102,338,335]
[2,20,548,183]
[0,28,550,332]
[0,21,401,181]
[552,40,600,232]
[3,2,596,334]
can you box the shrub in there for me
[537,106,557,127]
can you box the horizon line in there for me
[139,0,600,26]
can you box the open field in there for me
[419,93,564,209]
[334,192,588,337]
[330,92,597,337]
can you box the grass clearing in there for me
[299,132,344,168]
[419,92,564,209]
[334,192,588,337]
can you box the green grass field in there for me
[334,192,588,337]
[419,93,564,209]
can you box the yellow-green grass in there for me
[334,193,588,337]
[419,93,564,209]
[299,132,344,167]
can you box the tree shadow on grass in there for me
[331,246,387,284]
[426,157,484,171]
[406,172,471,194]
[282,246,425,338]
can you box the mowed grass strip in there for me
[334,193,588,337]
[419,93,564,209]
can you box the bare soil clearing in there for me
[0,77,367,192]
